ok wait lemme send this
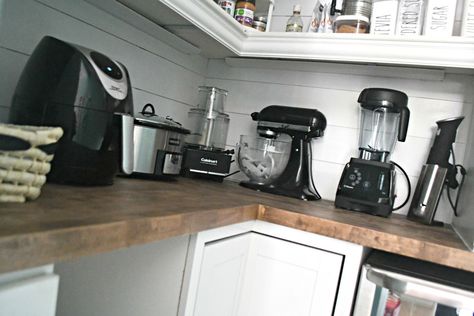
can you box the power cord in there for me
[445,146,467,217]
[391,160,411,211]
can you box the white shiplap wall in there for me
[0,1,207,316]
[206,59,474,223]
[0,0,208,125]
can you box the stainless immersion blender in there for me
[408,117,466,225]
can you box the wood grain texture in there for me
[0,177,473,274]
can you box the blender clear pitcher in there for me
[357,88,410,162]
[359,107,400,161]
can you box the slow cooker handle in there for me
[114,113,134,175]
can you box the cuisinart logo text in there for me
[200,157,218,166]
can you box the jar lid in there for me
[237,0,255,4]
[254,15,267,23]
[335,15,370,23]
[252,21,267,27]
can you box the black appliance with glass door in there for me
[335,88,410,217]
[9,36,133,185]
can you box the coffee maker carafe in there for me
[335,88,410,217]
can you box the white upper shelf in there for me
[160,0,474,69]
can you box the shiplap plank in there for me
[132,88,191,126]
[0,48,27,108]
[3,0,207,75]
[207,60,474,103]
[207,77,472,141]
[0,0,205,107]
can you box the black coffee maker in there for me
[239,105,327,200]
[335,88,410,217]
[9,36,133,185]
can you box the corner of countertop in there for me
[256,204,267,218]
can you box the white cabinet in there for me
[194,234,251,316]
[180,221,366,316]
[108,0,474,69]
[239,233,343,316]
[0,265,59,316]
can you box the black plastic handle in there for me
[398,107,410,142]
[426,117,464,167]
[141,103,156,117]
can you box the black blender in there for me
[237,105,327,200]
[335,88,410,217]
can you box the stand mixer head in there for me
[252,105,326,139]
[238,105,327,200]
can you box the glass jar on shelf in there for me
[334,15,370,33]
[234,0,256,27]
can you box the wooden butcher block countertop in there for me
[1,178,473,274]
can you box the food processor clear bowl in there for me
[237,135,291,185]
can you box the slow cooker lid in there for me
[135,104,189,134]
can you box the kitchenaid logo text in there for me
[200,158,218,166]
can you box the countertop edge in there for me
[258,206,474,272]
[0,204,259,274]
[2,198,473,274]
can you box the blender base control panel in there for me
[337,158,395,204]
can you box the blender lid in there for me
[135,103,190,134]
[358,88,408,112]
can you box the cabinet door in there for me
[193,233,251,316]
[238,233,343,316]
[0,274,59,316]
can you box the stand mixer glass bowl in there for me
[237,135,291,185]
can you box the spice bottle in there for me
[235,0,256,27]
[286,4,304,32]
[218,0,236,16]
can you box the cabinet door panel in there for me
[0,274,59,316]
[238,234,343,316]
[194,233,251,316]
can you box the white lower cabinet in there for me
[194,233,251,316]
[239,233,343,316]
[180,221,366,316]
[0,265,59,316]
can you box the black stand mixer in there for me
[238,105,327,200]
